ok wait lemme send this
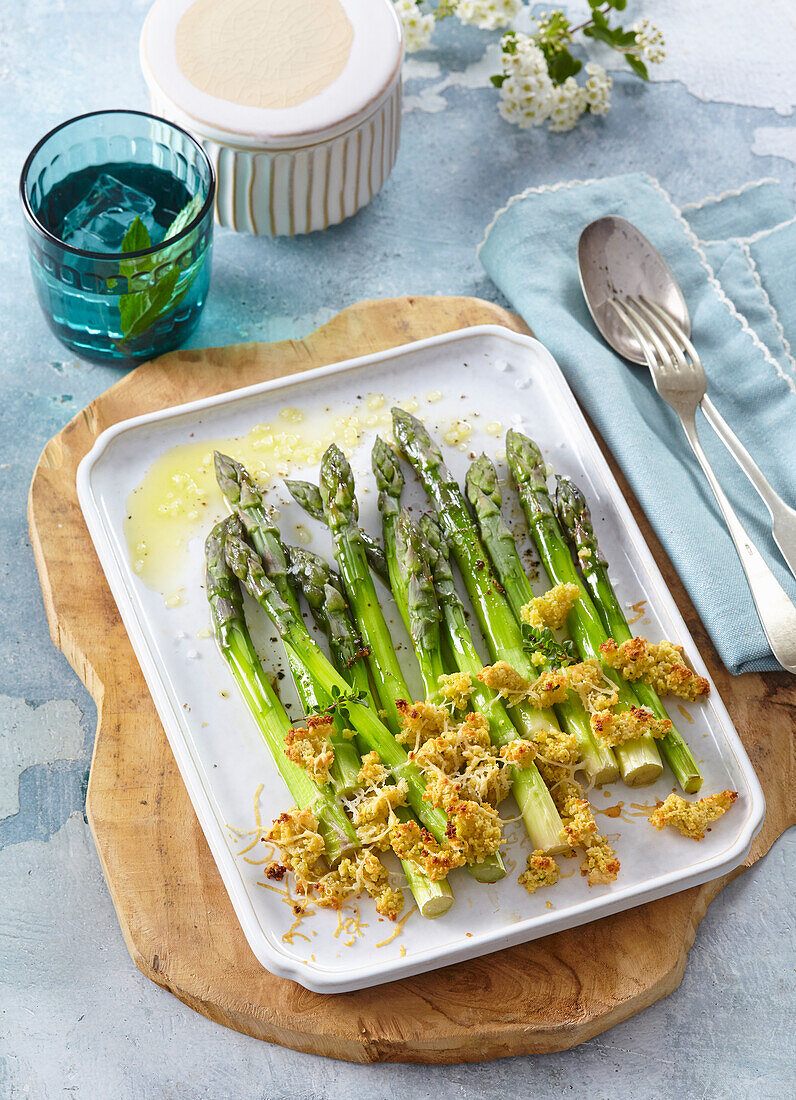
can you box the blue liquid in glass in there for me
[39,162,192,251]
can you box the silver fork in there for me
[610,294,796,673]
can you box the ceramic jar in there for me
[140,0,403,236]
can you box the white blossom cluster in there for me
[633,18,666,64]
[497,34,611,132]
[456,0,523,31]
[393,0,435,53]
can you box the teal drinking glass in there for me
[20,109,215,364]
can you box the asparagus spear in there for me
[288,545,455,917]
[465,455,619,786]
[420,514,567,854]
[214,452,360,794]
[318,445,414,737]
[394,510,446,698]
[372,436,410,634]
[555,476,703,793]
[284,477,390,584]
[505,431,663,787]
[205,518,357,864]
[391,408,559,740]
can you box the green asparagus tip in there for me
[371,435,404,499]
[465,453,502,508]
[284,478,326,523]
[213,451,244,505]
[319,444,361,531]
[505,430,546,487]
[554,476,585,533]
[391,407,445,468]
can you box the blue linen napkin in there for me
[479,173,796,674]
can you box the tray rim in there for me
[75,323,766,993]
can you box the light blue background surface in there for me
[1,3,793,1097]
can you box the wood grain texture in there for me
[28,296,794,1063]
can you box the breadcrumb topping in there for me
[648,790,737,840]
[266,807,326,884]
[521,582,581,630]
[600,637,710,701]
[479,658,619,714]
[284,715,335,784]
[317,851,404,920]
[591,705,672,745]
[519,850,560,894]
[499,738,538,769]
[437,671,473,711]
[396,698,449,751]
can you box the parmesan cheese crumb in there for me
[648,790,737,840]
[591,705,672,746]
[600,637,710,701]
[437,671,473,711]
[519,850,560,894]
[284,715,335,784]
[520,582,580,630]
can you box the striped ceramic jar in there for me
[140,0,404,237]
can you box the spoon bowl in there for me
[577,215,689,364]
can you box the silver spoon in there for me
[578,214,796,671]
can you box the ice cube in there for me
[60,173,161,252]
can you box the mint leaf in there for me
[163,192,203,244]
[119,265,180,345]
[120,216,150,255]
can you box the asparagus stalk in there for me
[205,518,357,864]
[465,455,619,786]
[284,477,390,584]
[505,431,663,787]
[214,452,360,794]
[394,510,446,698]
[318,445,414,736]
[420,514,567,855]
[391,409,559,739]
[372,437,410,634]
[555,476,703,793]
[289,545,454,917]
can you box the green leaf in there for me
[548,49,582,84]
[491,74,506,88]
[163,192,203,244]
[583,23,616,47]
[119,265,180,345]
[120,216,150,255]
[610,0,627,10]
[614,28,639,47]
[521,624,577,667]
[625,52,649,79]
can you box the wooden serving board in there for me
[29,296,794,1063]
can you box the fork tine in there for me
[638,296,701,366]
[620,297,676,372]
[627,297,689,372]
[607,297,660,367]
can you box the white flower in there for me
[393,0,435,53]
[583,62,611,116]
[456,0,522,32]
[496,35,554,129]
[633,18,666,64]
[547,76,587,132]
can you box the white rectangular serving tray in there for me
[77,325,765,993]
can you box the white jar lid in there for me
[141,0,403,149]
